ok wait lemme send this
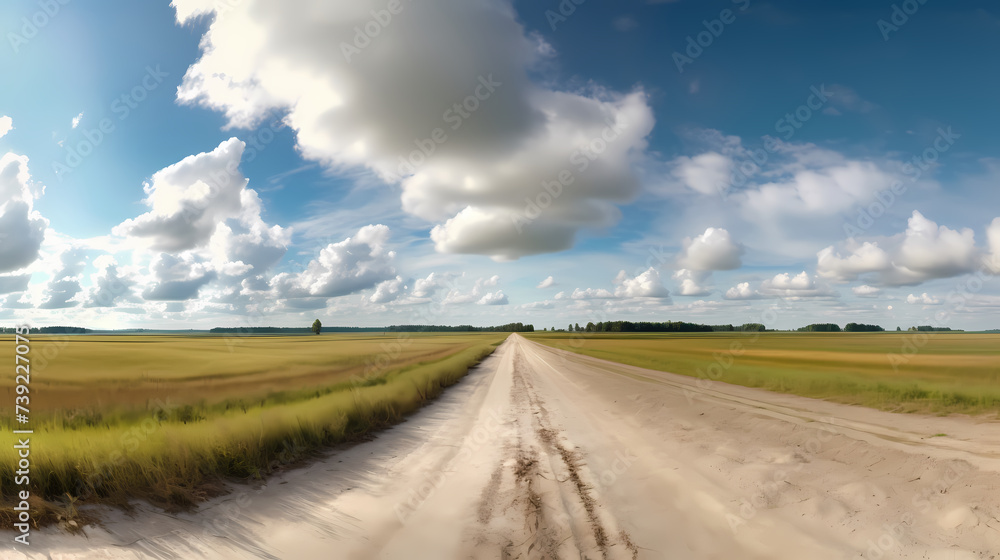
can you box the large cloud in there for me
[986,218,1000,274]
[38,246,90,308]
[109,138,290,306]
[672,227,742,296]
[173,0,655,261]
[673,269,711,296]
[568,268,670,301]
[0,153,47,273]
[677,227,743,271]
[817,211,981,286]
[0,274,30,295]
[114,138,250,252]
[271,224,396,299]
[142,253,217,301]
[726,272,835,300]
[83,256,137,308]
[614,267,670,298]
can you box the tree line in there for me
[565,321,767,333]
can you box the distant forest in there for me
[577,321,766,333]
[210,323,536,334]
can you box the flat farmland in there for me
[526,332,1000,415]
[0,333,506,524]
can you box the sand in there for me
[18,334,1000,559]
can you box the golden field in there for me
[527,332,1000,415]
[0,333,506,526]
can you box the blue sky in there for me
[1,0,999,330]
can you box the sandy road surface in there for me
[20,334,1000,559]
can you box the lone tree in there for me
[311,319,322,335]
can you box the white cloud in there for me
[852,285,881,297]
[174,0,655,261]
[759,271,835,299]
[521,300,554,309]
[476,290,509,306]
[816,241,890,282]
[83,256,136,308]
[894,211,979,282]
[37,246,90,309]
[724,282,761,300]
[270,224,395,299]
[571,287,616,300]
[412,272,456,298]
[614,267,670,298]
[537,276,556,289]
[673,269,711,296]
[906,293,941,305]
[369,275,406,304]
[677,227,743,271]
[0,152,48,273]
[0,116,12,138]
[142,252,216,301]
[726,272,834,301]
[672,152,732,196]
[443,275,504,305]
[986,218,1000,274]
[817,212,981,286]
[113,138,252,252]
[71,112,84,129]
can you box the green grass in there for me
[0,333,506,527]
[526,332,1000,416]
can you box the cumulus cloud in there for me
[672,152,732,196]
[443,275,503,305]
[677,227,743,271]
[412,272,457,298]
[477,290,509,306]
[567,268,670,301]
[906,292,941,305]
[173,0,655,261]
[614,267,670,298]
[759,271,835,299]
[724,282,760,300]
[727,273,834,300]
[571,288,616,300]
[114,138,251,252]
[537,276,556,289]
[816,241,890,282]
[817,212,981,286]
[142,253,217,301]
[0,274,30,295]
[0,116,12,138]
[38,246,89,309]
[369,275,406,304]
[83,256,136,307]
[852,285,881,297]
[673,269,711,296]
[669,132,902,224]
[0,153,48,273]
[271,224,395,299]
[71,112,84,129]
[106,138,290,307]
[986,218,1000,274]
[671,227,741,296]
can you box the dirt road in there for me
[25,334,1000,559]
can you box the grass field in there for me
[527,332,1000,416]
[0,332,506,527]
